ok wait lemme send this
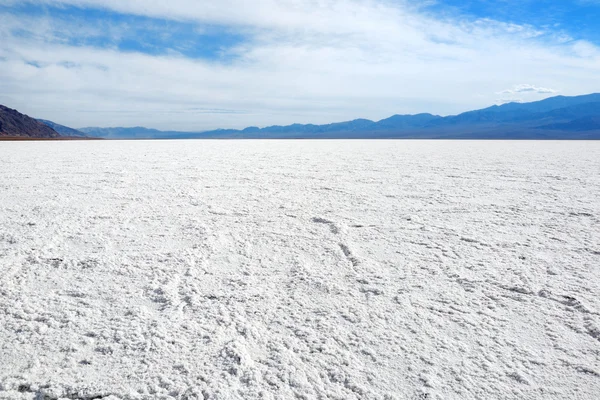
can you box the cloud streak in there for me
[499,84,558,95]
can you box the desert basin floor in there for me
[0,140,599,400]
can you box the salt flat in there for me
[0,140,599,400]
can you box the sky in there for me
[0,0,599,131]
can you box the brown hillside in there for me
[0,105,60,138]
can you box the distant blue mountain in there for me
[37,119,87,137]
[536,116,600,132]
[78,126,211,139]
[79,94,600,139]
[480,93,600,114]
[376,113,441,129]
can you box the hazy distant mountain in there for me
[3,94,599,140]
[78,126,205,139]
[479,93,600,115]
[0,105,60,139]
[536,116,600,132]
[37,119,87,137]
[79,94,600,139]
[199,94,600,139]
[376,113,442,129]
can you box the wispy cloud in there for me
[499,84,558,95]
[0,1,599,130]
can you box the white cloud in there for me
[499,84,558,95]
[1,1,599,130]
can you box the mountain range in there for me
[2,93,599,139]
[77,93,600,139]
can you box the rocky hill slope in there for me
[0,105,60,138]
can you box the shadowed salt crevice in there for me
[14,383,113,400]
[311,216,340,234]
[339,243,361,267]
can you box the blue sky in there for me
[0,0,599,130]
[426,0,600,42]
[1,3,248,60]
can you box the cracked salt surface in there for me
[0,140,599,399]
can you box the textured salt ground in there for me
[0,140,599,400]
